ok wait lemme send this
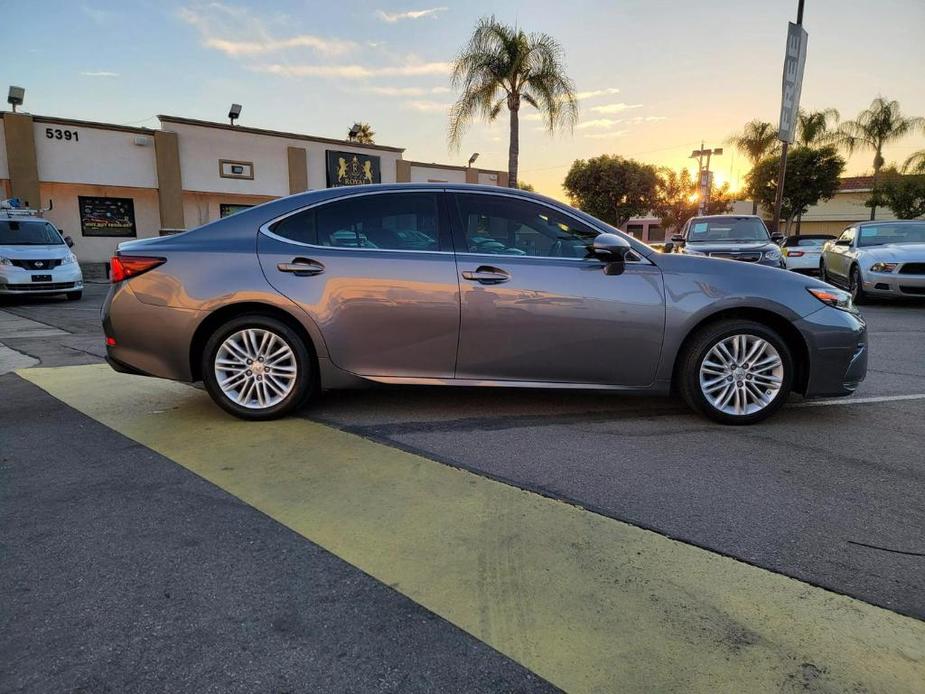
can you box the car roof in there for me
[783,234,834,242]
[856,219,924,227]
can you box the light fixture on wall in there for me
[467,152,479,167]
[228,103,242,126]
[7,86,25,112]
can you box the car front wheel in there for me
[849,265,867,304]
[202,315,313,420]
[679,320,793,425]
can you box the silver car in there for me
[102,184,868,425]
[820,220,925,302]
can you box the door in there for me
[257,190,460,378]
[449,192,666,386]
[827,227,855,279]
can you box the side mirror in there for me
[670,233,685,244]
[771,233,784,244]
[835,239,851,247]
[64,235,74,248]
[591,232,632,259]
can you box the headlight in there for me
[807,286,857,313]
[869,262,897,273]
[0,256,11,266]
[763,248,781,261]
[683,248,706,256]
[61,251,78,265]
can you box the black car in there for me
[664,215,785,269]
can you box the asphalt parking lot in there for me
[2,282,924,692]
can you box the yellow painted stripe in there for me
[21,364,925,693]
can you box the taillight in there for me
[786,250,804,257]
[110,255,165,283]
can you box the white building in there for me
[0,112,507,264]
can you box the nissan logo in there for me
[34,261,44,268]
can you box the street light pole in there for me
[691,143,723,216]
[772,0,806,234]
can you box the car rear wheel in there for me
[202,315,314,420]
[679,319,793,425]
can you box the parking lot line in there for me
[20,364,925,694]
[792,393,925,407]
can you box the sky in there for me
[5,0,925,200]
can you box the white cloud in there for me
[589,103,643,114]
[364,85,450,96]
[179,4,355,57]
[584,130,629,139]
[376,7,448,23]
[574,87,620,100]
[404,100,451,113]
[576,118,624,130]
[80,70,119,77]
[253,61,452,79]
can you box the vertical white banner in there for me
[778,22,808,143]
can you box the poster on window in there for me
[326,150,381,187]
[78,196,137,237]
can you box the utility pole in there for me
[772,0,807,234]
[691,143,723,215]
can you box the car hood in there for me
[860,243,925,262]
[684,241,776,253]
[0,244,70,259]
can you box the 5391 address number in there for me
[45,128,79,142]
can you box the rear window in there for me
[785,237,830,247]
[688,218,770,242]
[0,220,64,245]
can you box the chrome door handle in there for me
[277,258,325,276]
[461,266,510,284]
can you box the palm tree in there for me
[837,97,925,219]
[448,16,578,188]
[728,120,781,213]
[796,108,840,148]
[347,122,375,144]
[903,150,925,174]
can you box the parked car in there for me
[663,215,785,269]
[102,184,867,425]
[820,220,925,302]
[0,200,83,300]
[781,234,835,273]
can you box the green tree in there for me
[837,97,924,219]
[348,122,375,144]
[517,181,535,192]
[867,167,925,219]
[746,146,845,234]
[796,108,840,148]
[652,168,733,233]
[903,150,925,174]
[448,16,578,188]
[563,155,659,227]
[728,120,781,214]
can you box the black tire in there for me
[202,314,315,420]
[678,319,794,425]
[66,291,83,301]
[849,265,867,305]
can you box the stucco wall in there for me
[0,120,8,180]
[409,164,467,183]
[39,182,161,263]
[33,121,157,188]
[182,192,276,228]
[164,121,400,196]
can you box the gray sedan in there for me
[102,184,867,424]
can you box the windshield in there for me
[858,222,925,247]
[0,220,64,245]
[688,218,770,243]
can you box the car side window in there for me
[452,193,599,258]
[270,193,441,251]
[316,193,440,251]
[838,228,855,244]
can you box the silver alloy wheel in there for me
[214,328,297,410]
[698,334,784,416]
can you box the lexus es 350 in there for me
[102,184,867,425]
